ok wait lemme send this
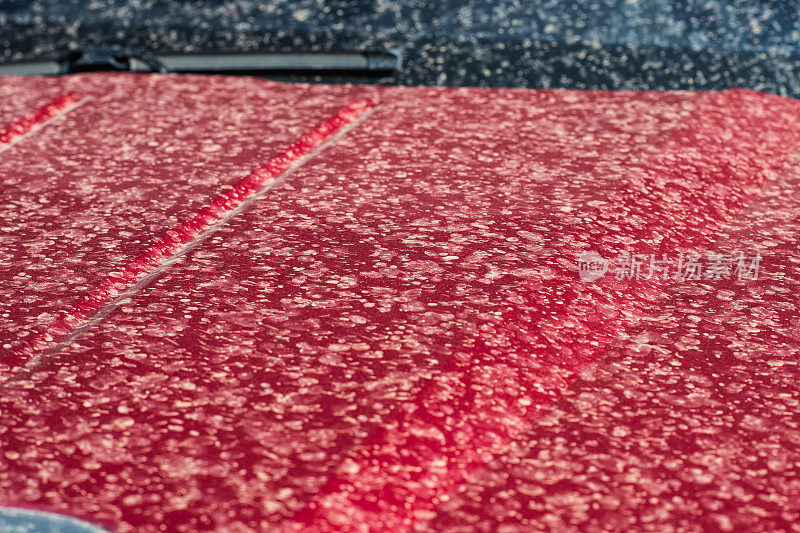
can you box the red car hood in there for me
[1,73,799,532]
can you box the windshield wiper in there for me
[0,47,402,76]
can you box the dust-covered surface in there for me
[0,73,800,531]
[2,1,800,94]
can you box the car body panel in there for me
[0,73,799,531]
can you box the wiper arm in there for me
[0,47,167,75]
[0,47,402,76]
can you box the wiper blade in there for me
[0,48,402,76]
[160,51,401,73]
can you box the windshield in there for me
[1,2,798,92]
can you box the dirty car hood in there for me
[1,73,800,531]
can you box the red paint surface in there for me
[1,74,800,532]
[0,74,378,354]
[287,89,800,531]
[425,165,800,531]
[6,99,376,370]
[0,93,84,148]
